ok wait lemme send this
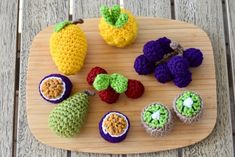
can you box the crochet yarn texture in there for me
[125,79,144,99]
[134,55,155,75]
[93,74,110,91]
[141,103,173,137]
[173,91,203,124]
[154,63,173,83]
[99,111,130,143]
[98,87,120,104]
[99,5,138,47]
[183,48,203,67]
[48,91,93,137]
[110,73,128,94]
[86,66,107,85]
[87,66,145,104]
[50,21,87,75]
[134,36,203,88]
[39,74,72,104]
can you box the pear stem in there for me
[83,90,96,96]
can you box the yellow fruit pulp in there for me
[99,9,138,48]
[50,24,87,75]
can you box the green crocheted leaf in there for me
[111,5,121,22]
[115,13,128,28]
[175,91,202,118]
[54,20,71,32]
[48,92,89,137]
[93,74,110,91]
[100,5,128,28]
[110,73,128,93]
[143,104,169,128]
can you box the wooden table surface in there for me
[0,0,234,156]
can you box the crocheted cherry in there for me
[98,87,120,104]
[134,55,155,75]
[167,56,189,77]
[173,71,192,88]
[87,66,107,85]
[125,79,144,99]
[154,63,173,83]
[183,48,203,67]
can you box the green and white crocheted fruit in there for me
[48,90,95,138]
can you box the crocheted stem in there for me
[72,19,84,24]
[83,90,96,96]
[155,42,184,66]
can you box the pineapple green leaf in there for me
[111,5,121,22]
[54,20,71,32]
[115,13,129,28]
[100,5,129,28]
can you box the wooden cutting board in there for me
[27,17,217,154]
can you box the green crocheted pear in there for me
[48,90,95,138]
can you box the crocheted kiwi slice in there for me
[143,103,169,128]
[175,91,202,118]
[100,5,128,28]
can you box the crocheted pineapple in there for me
[48,90,95,138]
[50,19,87,75]
[99,5,138,48]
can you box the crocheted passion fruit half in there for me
[141,103,173,137]
[39,74,72,104]
[173,91,203,124]
[99,111,130,143]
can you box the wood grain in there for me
[123,1,176,156]
[17,0,69,156]
[0,0,18,156]
[27,18,217,154]
[174,0,234,156]
[226,0,235,133]
[72,1,120,156]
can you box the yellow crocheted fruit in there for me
[50,21,87,75]
[99,7,138,48]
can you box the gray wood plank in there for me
[0,0,18,156]
[71,0,122,156]
[124,1,177,157]
[174,0,234,156]
[17,0,69,156]
[124,0,171,18]
[226,0,235,134]
[73,0,119,19]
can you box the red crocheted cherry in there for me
[125,79,144,99]
[98,87,120,104]
[87,66,107,85]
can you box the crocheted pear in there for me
[99,5,138,48]
[50,19,87,75]
[48,90,95,138]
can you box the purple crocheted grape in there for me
[156,37,173,54]
[167,56,189,77]
[173,71,192,88]
[154,63,173,83]
[134,55,155,75]
[183,48,203,67]
[143,40,165,62]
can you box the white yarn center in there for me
[183,97,193,108]
[151,111,160,120]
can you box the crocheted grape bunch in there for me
[87,67,145,104]
[134,37,203,88]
